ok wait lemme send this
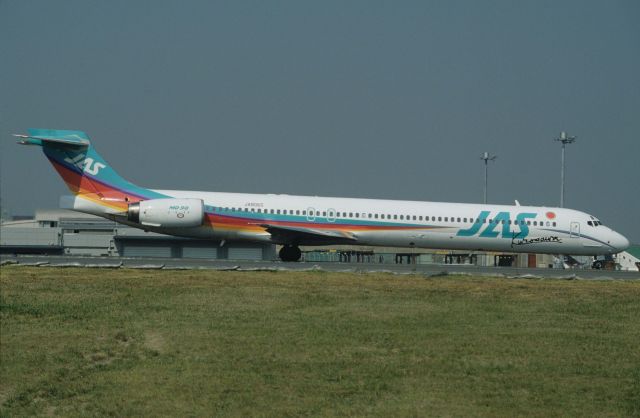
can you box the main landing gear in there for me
[279,245,301,262]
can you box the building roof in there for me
[35,209,103,222]
[0,219,39,228]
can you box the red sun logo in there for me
[546,211,556,219]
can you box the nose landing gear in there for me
[279,245,302,262]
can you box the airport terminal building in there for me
[1,209,274,261]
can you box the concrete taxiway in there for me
[1,255,638,280]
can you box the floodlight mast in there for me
[554,131,576,208]
[480,152,497,204]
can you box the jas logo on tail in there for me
[64,154,106,175]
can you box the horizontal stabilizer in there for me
[14,129,90,148]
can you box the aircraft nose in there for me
[611,231,630,253]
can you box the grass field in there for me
[1,266,639,417]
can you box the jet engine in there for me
[127,198,204,228]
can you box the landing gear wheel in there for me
[279,245,302,262]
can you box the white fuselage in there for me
[75,189,629,256]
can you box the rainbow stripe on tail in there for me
[16,129,164,213]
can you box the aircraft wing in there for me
[257,223,358,246]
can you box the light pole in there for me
[480,152,497,204]
[554,131,576,208]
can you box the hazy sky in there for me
[1,1,638,242]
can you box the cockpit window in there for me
[588,221,593,226]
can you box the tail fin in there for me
[16,129,161,212]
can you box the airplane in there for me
[14,129,630,261]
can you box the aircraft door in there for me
[307,207,316,222]
[570,222,580,238]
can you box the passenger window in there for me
[400,215,404,220]
[457,217,461,222]
[323,211,327,216]
[296,210,300,215]
[438,217,442,222]
[375,214,379,219]
[277,209,281,214]
[355,213,359,218]
[381,214,385,219]
[302,210,306,215]
[419,216,423,221]
[394,215,398,220]
[553,222,556,227]
[527,221,531,225]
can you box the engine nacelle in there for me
[127,198,204,228]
